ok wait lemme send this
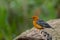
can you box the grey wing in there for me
[37,20,52,28]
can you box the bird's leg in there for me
[37,29,40,32]
[34,27,40,32]
[37,29,42,32]
[38,28,44,32]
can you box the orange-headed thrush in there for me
[32,16,52,30]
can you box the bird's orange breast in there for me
[33,21,43,29]
[33,21,37,26]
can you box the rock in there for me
[45,19,60,40]
[13,19,60,40]
[14,29,52,40]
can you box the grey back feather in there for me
[37,19,52,28]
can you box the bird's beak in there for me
[28,18,32,19]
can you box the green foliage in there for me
[35,0,45,6]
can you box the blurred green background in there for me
[0,0,60,40]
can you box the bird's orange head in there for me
[32,16,39,21]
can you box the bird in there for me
[32,16,60,37]
[32,16,52,30]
